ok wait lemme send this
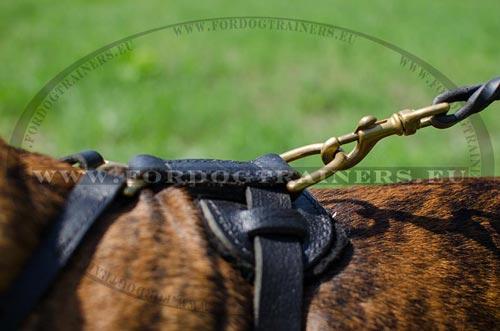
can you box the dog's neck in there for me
[0,137,80,291]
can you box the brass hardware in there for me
[280,143,324,163]
[355,115,377,132]
[123,178,148,197]
[97,160,128,171]
[281,102,450,192]
[320,137,340,164]
[96,160,148,197]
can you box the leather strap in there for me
[198,168,347,330]
[247,187,304,331]
[199,190,342,277]
[0,152,347,331]
[59,150,105,170]
[240,208,307,237]
[0,171,125,331]
[128,154,298,192]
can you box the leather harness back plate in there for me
[0,151,347,331]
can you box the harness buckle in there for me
[97,160,148,197]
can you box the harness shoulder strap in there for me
[0,171,125,331]
[248,187,304,331]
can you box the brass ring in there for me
[320,137,340,164]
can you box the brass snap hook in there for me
[281,103,450,192]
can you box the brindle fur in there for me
[0,136,499,330]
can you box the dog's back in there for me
[1,138,499,330]
[310,183,500,330]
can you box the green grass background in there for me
[1,1,499,183]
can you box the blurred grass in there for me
[1,1,500,182]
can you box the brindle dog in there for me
[1,136,499,331]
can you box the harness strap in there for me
[0,171,125,331]
[0,152,347,330]
[59,150,105,169]
[247,187,304,331]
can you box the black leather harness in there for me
[0,151,347,331]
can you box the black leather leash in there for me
[0,152,347,331]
